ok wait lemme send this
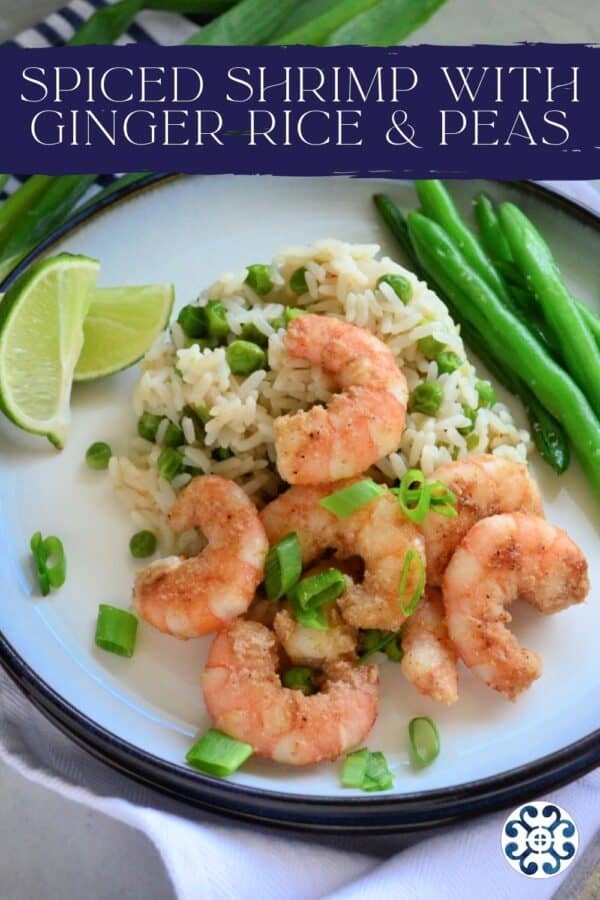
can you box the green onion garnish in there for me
[282,666,316,695]
[288,568,346,630]
[30,532,66,596]
[385,634,404,662]
[205,300,229,342]
[289,266,308,295]
[356,629,403,665]
[137,412,162,443]
[85,441,112,470]
[398,550,425,617]
[186,728,253,777]
[94,604,138,657]
[129,531,157,559]
[408,716,440,769]
[341,748,394,792]
[319,480,385,519]
[178,304,207,339]
[428,481,458,518]
[245,264,273,296]
[377,273,412,304]
[393,469,431,524]
[264,532,302,602]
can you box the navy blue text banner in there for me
[1,43,598,178]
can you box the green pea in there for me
[177,305,206,339]
[458,405,477,436]
[466,433,480,451]
[162,421,184,448]
[245,264,273,296]
[137,412,162,443]
[213,447,234,461]
[475,380,497,408]
[240,322,269,348]
[282,666,316,696]
[285,307,307,325]
[437,351,463,375]
[205,300,229,342]
[157,448,184,481]
[289,266,308,295]
[226,340,266,376]
[408,382,444,415]
[385,635,404,662]
[85,441,112,470]
[129,530,157,559]
[377,273,413,304]
[417,336,446,360]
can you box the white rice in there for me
[111,240,531,551]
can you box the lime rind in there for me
[0,253,100,447]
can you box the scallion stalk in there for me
[95,605,138,657]
[186,729,253,776]
[264,532,302,602]
[408,716,440,769]
[319,480,385,519]
[398,550,425,617]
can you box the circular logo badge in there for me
[501,802,579,878]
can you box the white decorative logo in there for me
[501,802,579,878]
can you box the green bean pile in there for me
[0,0,447,286]
[374,183,600,502]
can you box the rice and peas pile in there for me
[110,240,530,553]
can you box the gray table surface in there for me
[0,2,598,899]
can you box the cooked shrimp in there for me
[133,475,268,639]
[422,455,543,587]
[400,588,458,705]
[202,619,378,765]
[274,315,407,484]
[443,513,589,700]
[261,480,425,631]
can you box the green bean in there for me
[499,203,600,418]
[67,0,144,45]
[415,181,511,303]
[373,194,425,276]
[577,301,600,347]
[272,0,380,45]
[187,0,297,45]
[407,212,600,499]
[0,175,97,285]
[474,194,513,265]
[146,0,235,10]
[0,176,55,253]
[326,0,447,45]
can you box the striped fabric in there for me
[1,0,200,201]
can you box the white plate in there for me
[0,176,598,831]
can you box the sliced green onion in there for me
[398,550,425,617]
[436,351,463,375]
[129,531,157,559]
[417,335,446,360]
[85,441,112,470]
[264,532,302,602]
[385,634,404,662]
[138,412,162,443]
[162,421,184,448]
[408,382,444,415]
[408,716,440,769]
[319,480,385,519]
[393,469,431,524]
[282,666,316,695]
[205,300,229,342]
[186,729,253,777]
[289,266,308,294]
[157,448,184,481]
[178,304,207,339]
[212,446,234,461]
[356,629,402,665]
[341,748,369,788]
[475,380,497,408]
[362,751,394,792]
[30,532,66,595]
[240,322,269,348]
[288,568,346,630]
[245,264,273,296]
[95,604,138,657]
[377,273,413,304]
[428,481,458,519]
[341,748,393,792]
[226,340,267,375]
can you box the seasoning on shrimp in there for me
[260,479,424,632]
[133,475,268,639]
[274,315,408,485]
[400,588,458,706]
[202,619,378,765]
[421,455,544,587]
[443,513,589,700]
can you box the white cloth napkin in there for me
[1,178,599,900]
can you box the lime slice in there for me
[74,283,174,382]
[0,253,99,448]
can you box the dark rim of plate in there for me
[0,175,598,833]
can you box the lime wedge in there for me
[74,283,174,382]
[0,253,99,448]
